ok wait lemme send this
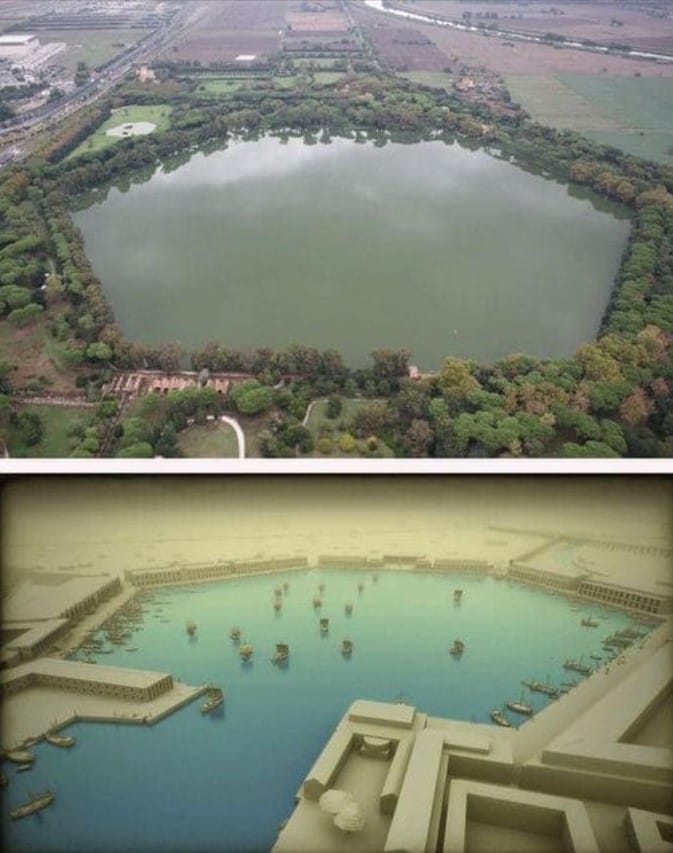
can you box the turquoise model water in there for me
[4,569,640,852]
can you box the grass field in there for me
[312,72,347,85]
[8,405,94,458]
[69,104,173,158]
[400,71,453,90]
[0,313,83,396]
[506,74,673,165]
[177,421,239,457]
[304,399,394,458]
[38,28,146,77]
[193,78,246,96]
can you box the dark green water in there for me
[72,136,630,367]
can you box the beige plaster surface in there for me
[1,680,204,749]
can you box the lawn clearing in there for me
[400,71,453,90]
[193,78,246,96]
[68,104,173,158]
[0,313,83,396]
[8,404,94,458]
[177,420,239,458]
[304,398,394,458]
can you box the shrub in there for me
[317,436,333,455]
[326,395,342,419]
[338,432,356,453]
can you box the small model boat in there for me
[274,586,283,597]
[272,643,289,665]
[522,679,559,698]
[449,639,464,656]
[45,731,75,748]
[357,582,364,593]
[239,643,253,661]
[10,789,54,820]
[186,621,197,636]
[273,599,282,611]
[581,617,598,627]
[312,596,322,608]
[341,639,353,656]
[563,659,592,676]
[490,709,510,727]
[506,699,533,716]
[453,589,463,601]
[200,687,224,714]
[320,618,329,634]
[318,583,326,593]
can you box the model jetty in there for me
[239,643,253,662]
[449,639,465,657]
[230,626,241,642]
[272,643,289,665]
[453,589,463,602]
[581,616,598,627]
[186,620,197,636]
[45,729,75,748]
[617,627,646,640]
[11,789,55,820]
[490,709,511,727]
[564,658,592,676]
[200,686,224,714]
[320,617,329,634]
[344,602,353,616]
[522,678,559,698]
[341,639,353,657]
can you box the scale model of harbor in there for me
[2,530,671,852]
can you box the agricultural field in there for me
[176,421,239,458]
[391,0,673,55]
[7,404,94,458]
[163,0,287,63]
[68,104,173,158]
[506,74,673,165]
[352,2,673,78]
[35,28,146,77]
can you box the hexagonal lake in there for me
[72,136,630,367]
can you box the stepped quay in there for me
[2,533,671,853]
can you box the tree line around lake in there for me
[1,70,673,457]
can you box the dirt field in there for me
[353,2,673,78]
[286,1,349,34]
[365,25,452,70]
[165,0,288,62]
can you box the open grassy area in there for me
[304,398,394,458]
[400,71,453,90]
[69,104,173,158]
[177,420,239,457]
[38,28,146,77]
[8,404,94,458]
[506,74,673,165]
[312,72,347,85]
[193,78,246,96]
[0,313,83,396]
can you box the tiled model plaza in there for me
[2,531,671,853]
